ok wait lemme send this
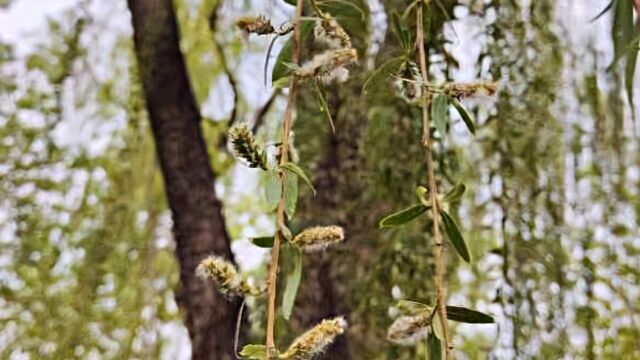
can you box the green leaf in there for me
[278,219,293,241]
[415,186,428,198]
[251,236,274,248]
[440,210,470,262]
[442,183,466,203]
[446,306,494,323]
[431,94,448,137]
[431,313,445,340]
[607,33,640,70]
[451,98,476,135]
[282,163,316,195]
[362,56,405,96]
[379,204,430,228]
[282,251,302,320]
[284,170,299,220]
[415,185,429,206]
[612,0,634,63]
[626,41,638,114]
[272,76,291,90]
[265,171,281,210]
[610,0,638,111]
[391,11,411,54]
[314,82,335,134]
[272,21,313,82]
[239,344,267,359]
[428,332,443,360]
[397,300,432,316]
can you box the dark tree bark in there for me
[127,1,240,359]
[293,84,370,360]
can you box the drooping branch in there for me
[265,0,304,354]
[416,2,451,357]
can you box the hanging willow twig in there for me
[264,0,304,356]
[416,2,452,358]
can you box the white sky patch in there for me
[0,0,79,55]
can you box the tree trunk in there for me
[293,83,370,359]
[127,1,241,359]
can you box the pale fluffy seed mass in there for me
[283,316,348,358]
[196,256,260,296]
[291,225,345,252]
[386,313,431,346]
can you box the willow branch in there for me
[416,2,451,357]
[265,0,304,355]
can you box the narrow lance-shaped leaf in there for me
[239,344,267,359]
[362,56,405,95]
[392,11,411,54]
[251,236,275,248]
[607,33,640,70]
[431,312,445,340]
[442,182,466,203]
[440,210,471,262]
[313,82,335,134]
[451,98,476,135]
[282,250,303,320]
[428,332,443,360]
[612,0,634,63]
[265,170,281,210]
[446,306,494,323]
[609,0,637,110]
[379,204,431,228]
[278,218,293,241]
[284,170,299,220]
[625,40,638,115]
[431,94,448,138]
[272,21,314,82]
[272,76,291,90]
[282,163,316,195]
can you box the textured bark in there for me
[127,1,240,359]
[293,84,368,360]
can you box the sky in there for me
[0,0,78,54]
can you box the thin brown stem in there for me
[416,3,451,358]
[265,0,304,356]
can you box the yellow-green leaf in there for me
[442,183,466,203]
[265,171,281,210]
[379,204,430,228]
[284,171,298,220]
[451,98,476,135]
[282,251,302,320]
[431,94,448,137]
[282,163,316,195]
[239,344,267,359]
[272,21,313,82]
